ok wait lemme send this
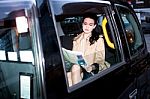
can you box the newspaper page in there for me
[62,48,87,68]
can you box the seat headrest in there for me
[61,22,81,35]
[56,22,82,36]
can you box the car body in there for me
[0,0,149,99]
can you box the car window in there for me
[116,6,143,56]
[50,0,122,91]
[0,10,34,64]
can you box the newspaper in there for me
[62,47,87,68]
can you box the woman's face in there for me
[82,17,96,34]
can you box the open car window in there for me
[50,0,122,92]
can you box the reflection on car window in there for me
[117,6,143,56]
[0,10,33,63]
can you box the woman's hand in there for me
[84,65,93,73]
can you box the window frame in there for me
[49,0,125,92]
[115,4,145,59]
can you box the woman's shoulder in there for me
[98,35,104,40]
[99,34,103,38]
[96,34,104,43]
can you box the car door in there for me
[114,4,150,99]
[45,0,135,99]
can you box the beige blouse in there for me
[72,32,107,70]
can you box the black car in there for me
[0,0,150,99]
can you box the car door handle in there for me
[129,89,137,99]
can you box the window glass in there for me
[50,0,122,91]
[0,1,39,99]
[116,6,143,56]
[0,2,34,64]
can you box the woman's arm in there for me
[94,37,106,70]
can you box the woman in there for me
[67,13,107,86]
